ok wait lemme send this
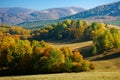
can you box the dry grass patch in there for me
[48,41,93,50]
[0,72,120,80]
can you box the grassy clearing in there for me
[48,41,93,50]
[93,57,120,72]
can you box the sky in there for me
[0,0,120,10]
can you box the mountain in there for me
[0,7,86,25]
[0,7,35,25]
[40,7,85,19]
[60,1,120,22]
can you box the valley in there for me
[0,0,120,80]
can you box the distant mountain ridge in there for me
[0,7,35,25]
[60,1,120,22]
[1,1,120,27]
[18,1,120,28]
[0,7,86,25]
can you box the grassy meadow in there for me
[48,41,93,50]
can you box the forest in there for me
[0,19,120,75]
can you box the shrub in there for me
[89,63,95,70]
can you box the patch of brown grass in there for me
[48,41,93,50]
[0,71,120,80]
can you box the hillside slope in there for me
[60,1,120,22]
[0,7,35,25]
[0,41,119,80]
[0,7,85,25]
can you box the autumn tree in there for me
[110,28,120,48]
[0,37,16,67]
[46,48,65,73]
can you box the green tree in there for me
[63,57,72,72]
[110,28,120,48]
[92,46,97,55]
[46,48,65,73]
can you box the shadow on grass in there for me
[92,52,120,61]
[74,45,94,58]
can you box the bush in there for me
[89,63,96,70]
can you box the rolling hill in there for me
[0,7,35,25]
[60,1,120,23]
[0,7,85,25]
[18,1,120,28]
[17,20,58,29]
[1,1,120,28]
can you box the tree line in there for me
[31,20,120,54]
[31,20,89,40]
